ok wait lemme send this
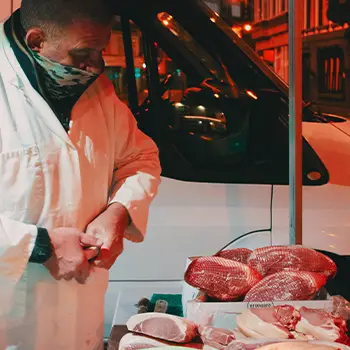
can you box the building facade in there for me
[252,0,350,116]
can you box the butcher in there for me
[0,0,161,349]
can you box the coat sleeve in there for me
[0,215,37,313]
[108,97,162,243]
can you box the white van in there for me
[104,0,350,337]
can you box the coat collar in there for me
[0,17,74,146]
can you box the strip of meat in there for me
[244,271,327,302]
[126,313,197,343]
[185,256,262,301]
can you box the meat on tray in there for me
[256,341,344,349]
[185,256,262,301]
[198,325,236,350]
[119,333,167,350]
[247,246,337,278]
[118,333,203,350]
[236,305,349,345]
[216,248,252,264]
[236,307,296,339]
[244,271,327,302]
[126,312,198,343]
[295,307,349,344]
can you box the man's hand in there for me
[44,227,103,284]
[86,203,130,269]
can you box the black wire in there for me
[215,229,271,255]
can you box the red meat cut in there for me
[126,312,197,343]
[247,246,337,278]
[244,271,327,302]
[198,325,236,349]
[216,248,252,264]
[185,256,262,301]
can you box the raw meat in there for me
[226,340,347,350]
[199,326,236,349]
[295,307,349,344]
[185,257,262,301]
[244,271,327,302]
[273,305,301,331]
[216,249,252,264]
[256,342,342,349]
[236,308,294,339]
[119,333,203,350]
[119,333,167,350]
[225,339,293,350]
[247,246,337,278]
[126,312,197,343]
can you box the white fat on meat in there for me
[119,333,168,350]
[295,307,341,342]
[232,330,247,340]
[236,309,292,339]
[126,312,197,343]
[290,331,315,340]
[256,341,343,350]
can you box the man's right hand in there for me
[44,227,103,284]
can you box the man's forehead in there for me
[65,20,112,48]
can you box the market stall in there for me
[107,0,350,348]
[108,245,350,349]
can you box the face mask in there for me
[30,50,102,102]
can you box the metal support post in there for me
[288,0,304,245]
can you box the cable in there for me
[215,228,271,255]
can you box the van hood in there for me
[303,118,350,186]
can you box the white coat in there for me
[0,21,161,350]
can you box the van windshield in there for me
[197,2,290,96]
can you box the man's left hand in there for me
[85,203,130,269]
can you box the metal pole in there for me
[288,0,303,245]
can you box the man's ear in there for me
[25,28,45,53]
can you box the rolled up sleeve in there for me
[108,98,161,242]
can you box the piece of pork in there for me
[295,307,349,344]
[247,246,337,278]
[256,341,343,349]
[126,312,197,343]
[119,333,168,350]
[185,256,262,301]
[244,271,327,302]
[236,308,294,339]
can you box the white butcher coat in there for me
[0,22,161,350]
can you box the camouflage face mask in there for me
[30,50,101,102]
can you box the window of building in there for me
[273,46,289,83]
[281,0,287,12]
[103,18,148,105]
[317,45,346,100]
[204,0,220,14]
